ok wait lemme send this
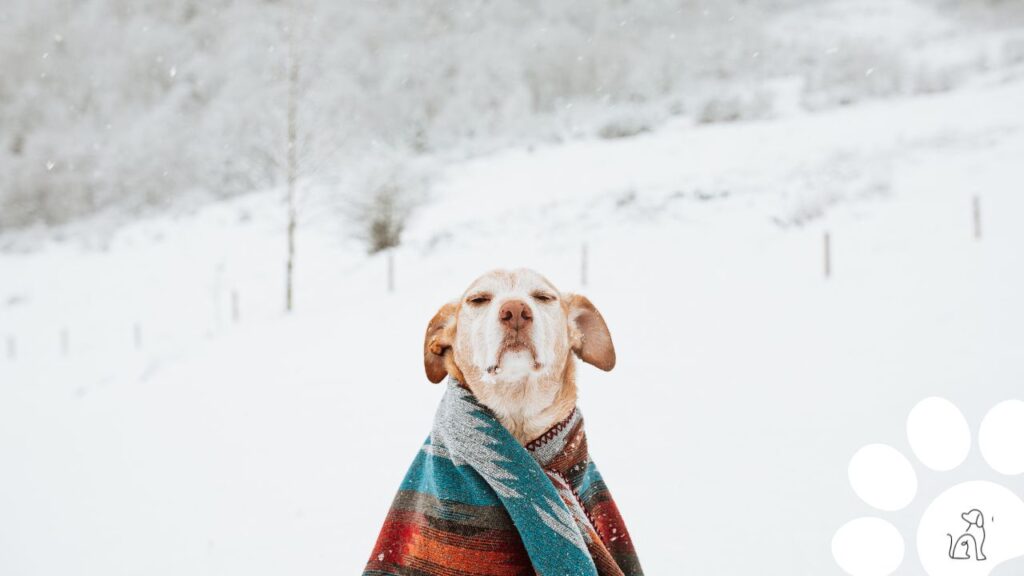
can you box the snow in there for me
[3,58,1024,576]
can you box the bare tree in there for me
[285,2,300,313]
[342,156,431,255]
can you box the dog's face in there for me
[455,269,569,385]
[423,269,614,416]
[962,509,984,528]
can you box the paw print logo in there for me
[832,398,1024,576]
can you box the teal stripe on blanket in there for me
[399,445,505,507]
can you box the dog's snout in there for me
[499,299,532,330]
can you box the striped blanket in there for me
[363,378,643,576]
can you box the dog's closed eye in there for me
[466,293,492,305]
[531,291,556,303]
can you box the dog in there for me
[363,268,641,575]
[423,267,616,444]
[948,509,987,561]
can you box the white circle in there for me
[906,397,971,471]
[979,399,1024,475]
[849,444,917,511]
[917,480,1024,576]
[833,517,905,576]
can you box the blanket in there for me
[363,378,643,576]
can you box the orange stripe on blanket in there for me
[405,530,530,575]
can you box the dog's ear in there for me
[424,302,457,383]
[566,294,615,371]
[963,510,983,527]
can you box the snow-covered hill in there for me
[2,70,1024,575]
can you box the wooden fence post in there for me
[973,195,982,240]
[387,250,395,293]
[581,243,589,287]
[231,289,240,324]
[824,232,832,279]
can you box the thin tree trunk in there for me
[285,4,299,313]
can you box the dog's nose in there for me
[499,299,532,330]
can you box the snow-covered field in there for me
[3,67,1024,576]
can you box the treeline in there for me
[0,0,1018,231]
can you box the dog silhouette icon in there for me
[947,509,987,561]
